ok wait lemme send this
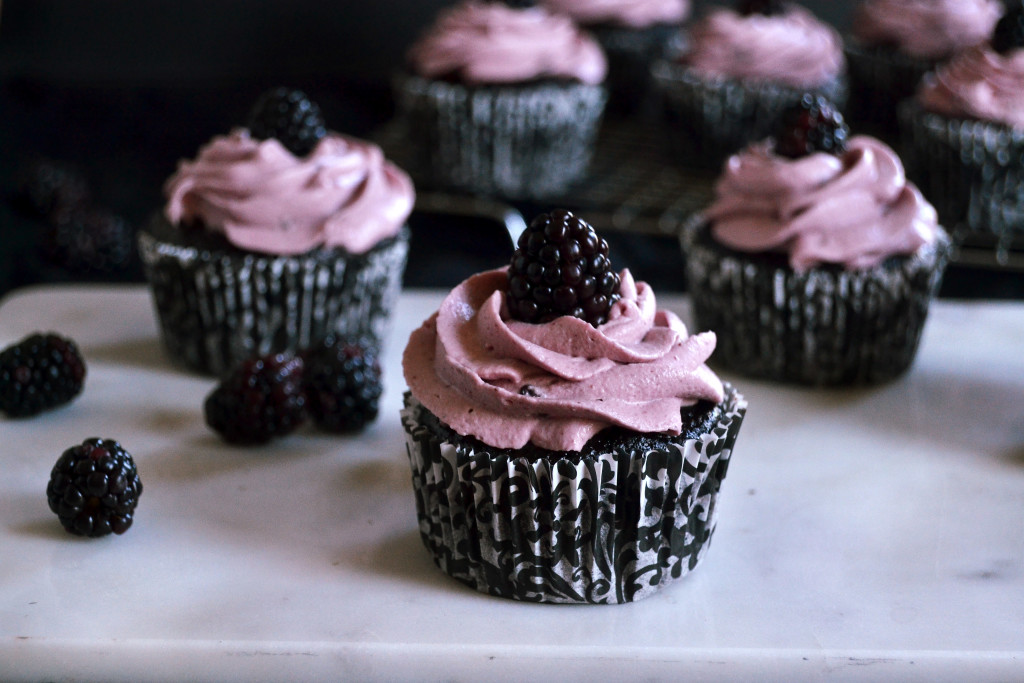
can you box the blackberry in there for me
[991,2,1024,55]
[204,352,307,445]
[507,209,621,327]
[41,206,134,275]
[0,333,86,417]
[244,87,327,157]
[14,158,91,220]
[46,438,143,538]
[738,0,787,16]
[303,338,382,433]
[774,94,849,159]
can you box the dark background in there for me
[0,1,1017,298]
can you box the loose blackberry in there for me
[991,2,1024,55]
[0,333,86,417]
[507,209,621,327]
[738,0,787,16]
[41,206,134,275]
[46,438,143,538]
[204,352,307,445]
[303,338,382,433]
[244,87,327,157]
[14,158,91,220]
[774,94,849,159]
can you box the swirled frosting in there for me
[682,5,844,88]
[164,130,414,255]
[403,268,725,451]
[917,46,1024,129]
[541,0,689,29]
[851,0,1002,60]
[406,1,607,85]
[705,136,939,271]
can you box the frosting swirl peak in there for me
[406,1,607,85]
[541,0,690,29]
[164,131,414,255]
[682,5,844,88]
[403,268,724,451]
[852,0,1002,60]
[917,46,1024,129]
[706,136,939,271]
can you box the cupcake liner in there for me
[394,74,607,200]
[401,386,747,604]
[650,61,848,167]
[843,42,934,141]
[138,218,409,376]
[681,219,950,386]
[898,101,1024,249]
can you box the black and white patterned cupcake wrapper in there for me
[843,42,934,141]
[393,74,607,200]
[681,218,950,386]
[401,386,747,604]
[898,101,1024,251]
[138,221,409,376]
[650,61,848,167]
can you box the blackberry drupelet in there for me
[0,333,86,417]
[303,337,383,433]
[774,94,849,159]
[46,438,143,538]
[245,87,328,157]
[992,2,1024,55]
[204,352,307,444]
[507,209,621,327]
[737,0,787,16]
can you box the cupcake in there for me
[401,209,747,604]
[138,88,415,376]
[395,1,608,200]
[898,5,1024,257]
[651,0,846,166]
[540,0,691,114]
[845,0,1002,139]
[683,95,950,386]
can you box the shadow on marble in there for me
[85,336,182,374]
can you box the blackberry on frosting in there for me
[244,87,327,157]
[774,94,849,159]
[991,2,1024,55]
[506,209,621,327]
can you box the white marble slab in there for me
[1,285,1022,682]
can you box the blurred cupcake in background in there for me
[683,95,949,385]
[139,88,414,376]
[395,0,608,200]
[898,3,1024,256]
[845,0,1002,140]
[652,0,846,167]
[541,0,691,115]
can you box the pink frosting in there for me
[164,131,414,256]
[406,1,607,85]
[705,136,939,271]
[852,0,1002,60]
[682,5,844,88]
[403,268,725,452]
[541,0,690,29]
[917,46,1024,130]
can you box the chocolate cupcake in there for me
[898,5,1024,257]
[683,96,949,385]
[845,0,1001,141]
[138,88,414,376]
[394,1,608,200]
[651,0,847,167]
[402,209,746,604]
[541,0,691,115]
